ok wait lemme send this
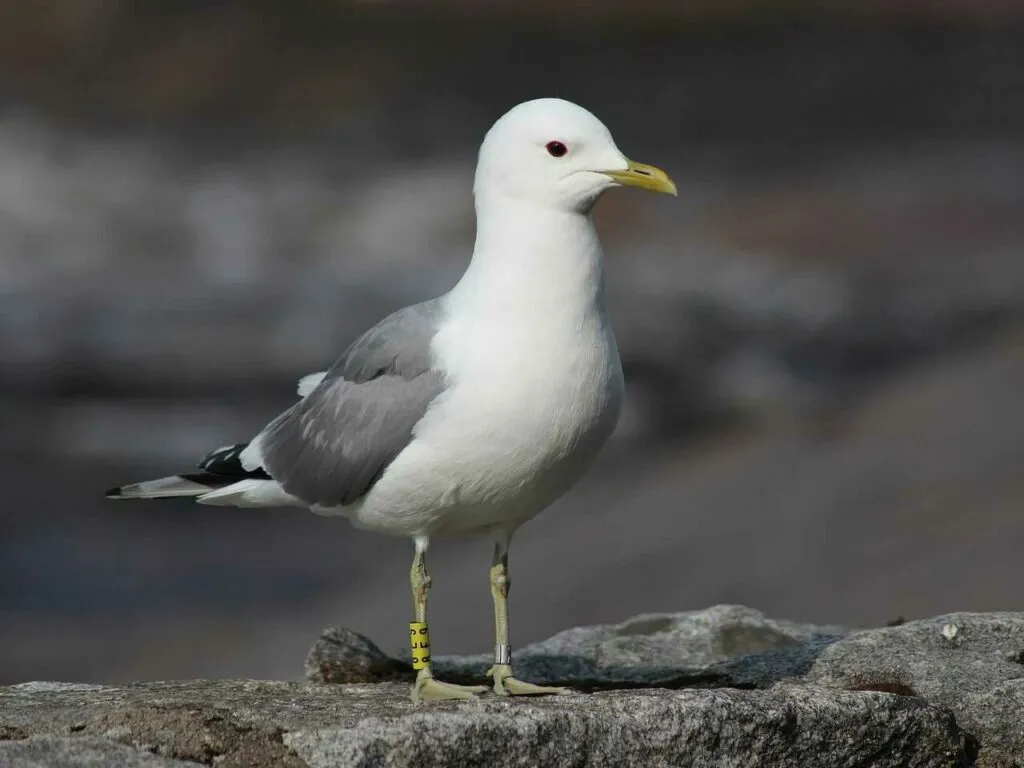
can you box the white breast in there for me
[352,207,624,537]
[355,307,621,537]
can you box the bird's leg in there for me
[409,537,487,703]
[486,538,572,696]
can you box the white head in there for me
[474,98,676,213]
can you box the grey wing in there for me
[255,298,446,507]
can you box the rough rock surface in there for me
[0,681,966,768]
[438,603,851,685]
[4,606,1024,767]
[302,628,410,685]
[0,736,204,767]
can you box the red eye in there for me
[545,141,568,158]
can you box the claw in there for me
[487,664,573,697]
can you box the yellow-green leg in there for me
[486,538,572,696]
[409,537,488,703]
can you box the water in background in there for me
[2,4,1023,683]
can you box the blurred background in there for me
[2,0,1023,685]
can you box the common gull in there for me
[108,97,677,701]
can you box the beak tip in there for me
[606,160,678,197]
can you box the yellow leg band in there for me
[410,621,431,669]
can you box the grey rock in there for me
[961,679,1024,767]
[286,685,965,768]
[798,613,1024,766]
[517,603,848,667]
[0,681,308,768]
[0,736,203,767]
[304,627,412,684]
[317,605,1024,763]
[430,604,848,688]
[802,612,1024,700]
[0,680,967,768]
[529,607,1024,762]
[5,607,1024,766]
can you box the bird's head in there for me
[474,98,677,213]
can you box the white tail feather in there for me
[198,479,304,508]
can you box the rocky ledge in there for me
[2,606,1023,767]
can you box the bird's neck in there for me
[450,195,606,317]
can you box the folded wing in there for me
[250,298,446,508]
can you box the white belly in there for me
[347,314,624,537]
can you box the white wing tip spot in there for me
[297,371,328,397]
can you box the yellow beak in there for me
[602,159,677,196]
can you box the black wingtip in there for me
[105,486,123,498]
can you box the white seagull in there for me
[107,98,677,701]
